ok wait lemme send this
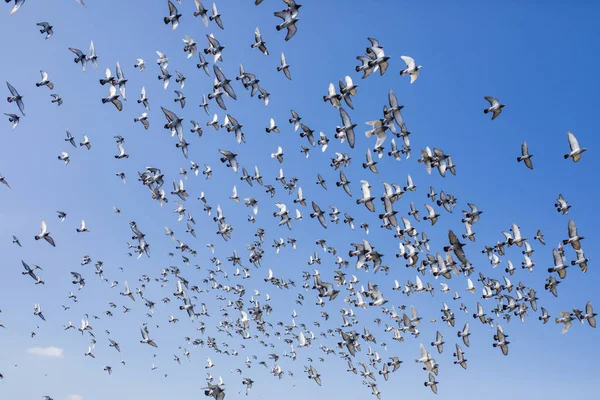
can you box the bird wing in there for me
[400,55,415,69]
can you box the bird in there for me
[0,175,11,189]
[164,0,182,30]
[6,82,25,115]
[79,135,91,150]
[34,220,55,247]
[50,93,63,106]
[483,96,505,120]
[134,113,150,130]
[252,27,269,55]
[102,85,123,111]
[277,53,292,80]
[517,141,533,169]
[35,70,54,90]
[68,47,87,71]
[140,325,158,347]
[193,0,209,26]
[209,3,224,30]
[399,56,422,83]
[36,22,53,39]
[4,112,19,129]
[76,220,89,233]
[564,131,587,162]
[134,58,145,71]
[274,7,299,41]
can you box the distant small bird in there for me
[399,55,422,83]
[277,53,291,80]
[4,113,20,129]
[193,0,209,26]
[36,22,53,39]
[6,81,25,115]
[102,85,123,111]
[50,93,63,106]
[266,118,280,134]
[274,6,299,41]
[164,0,182,30]
[0,174,11,189]
[58,152,70,166]
[517,141,533,169]
[564,131,586,162]
[35,220,56,247]
[79,135,91,150]
[252,27,269,55]
[35,70,54,89]
[134,58,145,71]
[209,2,224,30]
[483,96,505,120]
[76,220,89,233]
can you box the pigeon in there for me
[164,0,182,30]
[399,56,422,83]
[277,53,292,80]
[34,220,56,247]
[6,82,25,115]
[134,113,150,130]
[35,71,54,89]
[0,174,11,189]
[79,135,91,150]
[102,85,123,111]
[266,118,280,133]
[36,22,53,39]
[252,27,269,55]
[274,7,299,41]
[58,152,70,166]
[4,113,19,129]
[335,108,356,148]
[50,93,63,106]
[76,220,89,233]
[68,47,87,71]
[134,58,145,71]
[564,131,587,162]
[517,141,533,169]
[115,61,127,99]
[87,41,99,70]
[483,96,505,120]
[209,3,224,29]
[174,91,186,108]
[65,130,76,147]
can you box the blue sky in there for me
[1,1,599,399]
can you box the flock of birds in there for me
[1,1,596,399]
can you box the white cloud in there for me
[26,346,64,358]
[66,395,83,400]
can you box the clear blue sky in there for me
[1,1,599,399]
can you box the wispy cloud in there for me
[66,395,83,400]
[26,346,64,358]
